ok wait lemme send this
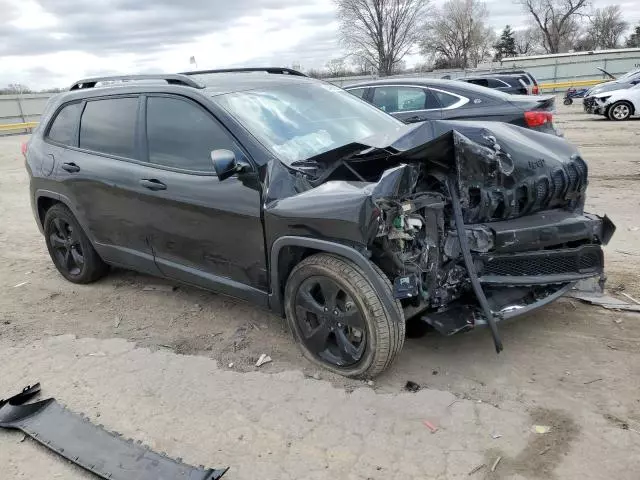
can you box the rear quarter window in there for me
[46,102,82,146]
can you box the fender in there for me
[268,236,401,324]
[34,189,97,243]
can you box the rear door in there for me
[369,85,442,122]
[53,95,162,275]
[140,94,267,299]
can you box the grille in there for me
[536,178,549,203]
[551,169,566,197]
[566,163,579,190]
[481,247,602,277]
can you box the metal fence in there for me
[327,48,640,91]
[0,93,51,135]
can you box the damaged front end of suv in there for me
[265,120,615,351]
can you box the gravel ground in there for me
[1,102,640,479]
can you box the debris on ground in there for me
[142,284,176,292]
[566,291,640,312]
[491,433,502,439]
[490,456,502,472]
[620,292,640,305]
[88,352,106,357]
[467,463,486,476]
[367,380,375,387]
[423,420,438,433]
[0,383,229,479]
[583,378,603,385]
[228,362,234,368]
[539,446,551,455]
[615,249,640,256]
[312,373,321,380]
[404,381,421,393]
[532,425,552,434]
[113,316,122,328]
[12,281,28,288]
[255,354,272,367]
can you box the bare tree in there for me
[588,5,627,49]
[420,0,495,68]
[335,0,430,76]
[513,27,544,55]
[515,0,590,53]
[326,58,347,77]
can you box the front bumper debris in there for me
[0,383,229,480]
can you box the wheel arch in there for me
[268,236,401,325]
[35,190,96,243]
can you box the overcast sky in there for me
[2,0,640,90]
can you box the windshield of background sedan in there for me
[214,83,403,164]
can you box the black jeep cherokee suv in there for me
[26,68,615,378]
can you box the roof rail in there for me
[69,74,204,91]
[179,67,307,77]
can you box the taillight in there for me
[21,142,28,158]
[524,111,553,128]
[532,85,539,95]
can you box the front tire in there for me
[563,98,573,105]
[607,101,632,121]
[284,253,404,378]
[44,204,108,284]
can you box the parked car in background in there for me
[584,83,640,120]
[345,78,558,134]
[497,70,540,94]
[583,68,640,104]
[458,74,529,95]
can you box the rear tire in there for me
[44,204,109,284]
[284,253,404,378]
[607,101,633,121]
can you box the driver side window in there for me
[146,96,239,172]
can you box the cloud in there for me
[0,0,639,90]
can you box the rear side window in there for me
[47,103,82,145]
[79,97,138,158]
[432,90,461,108]
[372,86,428,112]
[347,87,367,99]
[146,96,236,172]
[487,78,509,88]
[467,78,489,87]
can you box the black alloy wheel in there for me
[49,218,84,276]
[294,275,366,367]
[44,203,108,283]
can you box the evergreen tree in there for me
[494,25,518,60]
[627,24,640,48]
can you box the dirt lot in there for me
[1,102,640,479]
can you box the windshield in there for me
[214,83,402,164]
[618,69,640,81]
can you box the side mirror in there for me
[211,149,240,181]
[631,79,640,85]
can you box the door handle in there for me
[61,162,80,173]
[139,179,167,191]
[405,116,424,123]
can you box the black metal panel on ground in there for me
[0,384,228,480]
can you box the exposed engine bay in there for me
[264,120,615,350]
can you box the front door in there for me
[140,94,267,301]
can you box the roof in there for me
[65,68,315,98]
[345,77,465,89]
[194,72,319,96]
